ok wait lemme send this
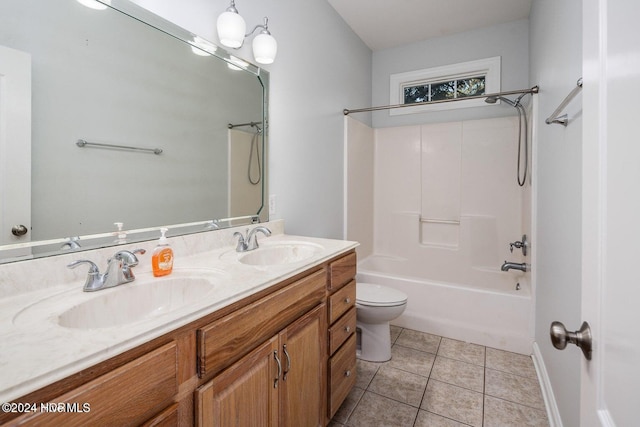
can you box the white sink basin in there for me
[13,269,224,329]
[238,241,323,266]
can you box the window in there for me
[390,57,500,115]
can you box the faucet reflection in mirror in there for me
[217,0,278,64]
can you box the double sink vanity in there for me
[0,220,358,426]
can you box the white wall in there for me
[529,1,583,426]
[132,0,372,240]
[371,19,529,128]
[345,116,374,258]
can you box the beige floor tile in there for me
[485,368,545,409]
[415,410,470,427]
[421,379,483,427]
[395,329,441,354]
[346,391,418,427]
[368,365,428,407]
[484,395,549,427]
[355,359,381,389]
[438,338,485,366]
[332,386,365,424]
[388,344,436,377]
[430,356,484,392]
[390,325,402,344]
[486,347,537,378]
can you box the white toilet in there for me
[356,282,408,362]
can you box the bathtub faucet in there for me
[501,261,528,272]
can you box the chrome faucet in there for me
[501,261,529,272]
[68,249,145,292]
[233,226,272,252]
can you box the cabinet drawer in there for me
[14,342,178,426]
[328,252,356,291]
[328,307,356,355]
[328,334,357,419]
[198,269,325,379]
[328,280,356,324]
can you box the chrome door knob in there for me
[550,321,592,360]
[11,225,28,237]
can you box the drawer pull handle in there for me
[274,351,281,389]
[345,297,351,304]
[283,344,291,381]
[345,370,351,377]
[345,326,351,333]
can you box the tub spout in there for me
[501,261,528,272]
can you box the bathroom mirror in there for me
[0,0,268,263]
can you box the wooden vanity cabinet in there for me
[2,249,357,427]
[195,304,325,427]
[7,342,179,426]
[325,253,357,420]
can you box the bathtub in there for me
[357,254,534,354]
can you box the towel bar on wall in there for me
[545,78,583,126]
[76,139,163,155]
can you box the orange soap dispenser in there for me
[152,227,174,277]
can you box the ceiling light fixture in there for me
[76,0,110,10]
[216,0,277,65]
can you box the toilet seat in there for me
[356,282,407,307]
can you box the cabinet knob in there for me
[344,326,351,333]
[345,370,351,377]
[345,297,351,304]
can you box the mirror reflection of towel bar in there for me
[76,139,163,155]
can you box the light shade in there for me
[76,0,109,10]
[252,32,277,64]
[217,10,246,48]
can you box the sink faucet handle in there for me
[234,231,248,252]
[67,259,99,274]
[115,249,146,267]
[67,260,103,291]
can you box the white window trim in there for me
[389,56,501,116]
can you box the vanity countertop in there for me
[0,224,357,403]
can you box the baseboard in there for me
[532,342,563,427]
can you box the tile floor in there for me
[329,326,549,427]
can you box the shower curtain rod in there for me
[343,85,539,115]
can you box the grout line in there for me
[339,328,548,427]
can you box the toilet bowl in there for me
[356,282,407,362]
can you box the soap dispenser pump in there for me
[152,227,174,277]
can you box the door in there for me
[581,0,640,425]
[0,45,31,252]
[196,336,279,427]
[279,304,325,427]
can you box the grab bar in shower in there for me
[76,139,163,155]
[545,78,583,126]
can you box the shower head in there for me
[485,92,528,108]
[484,95,518,107]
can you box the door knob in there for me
[11,225,28,237]
[550,321,592,360]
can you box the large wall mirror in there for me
[0,0,268,263]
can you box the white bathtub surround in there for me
[346,115,534,355]
[0,219,357,402]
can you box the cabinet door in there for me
[279,304,326,427]
[196,336,279,427]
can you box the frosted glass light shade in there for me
[76,0,109,10]
[217,11,246,48]
[252,33,277,64]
